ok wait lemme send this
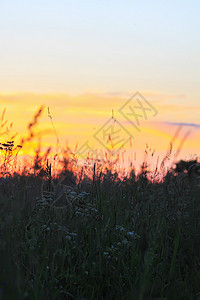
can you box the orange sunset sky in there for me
[0,1,200,171]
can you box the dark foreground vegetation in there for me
[1,159,200,300]
[0,107,200,299]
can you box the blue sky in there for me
[0,0,199,103]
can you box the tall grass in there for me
[0,108,200,299]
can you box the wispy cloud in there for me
[164,121,200,128]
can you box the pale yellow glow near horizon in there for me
[0,92,199,170]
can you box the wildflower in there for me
[70,232,78,237]
[115,225,125,231]
[127,231,135,236]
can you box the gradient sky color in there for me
[0,1,199,169]
[0,1,199,97]
[0,92,199,169]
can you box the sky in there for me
[0,1,200,170]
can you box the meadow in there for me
[0,108,200,300]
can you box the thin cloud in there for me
[164,121,200,128]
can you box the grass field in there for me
[0,108,200,299]
[1,154,200,300]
